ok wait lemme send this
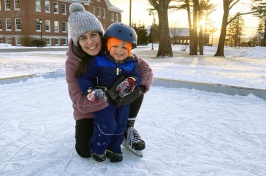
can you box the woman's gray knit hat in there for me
[68,2,104,46]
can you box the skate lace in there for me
[126,127,142,148]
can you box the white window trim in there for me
[54,21,59,32]
[35,0,41,12]
[14,0,20,10]
[97,7,101,18]
[6,18,11,31]
[63,38,67,46]
[0,19,2,31]
[62,3,66,15]
[102,8,106,19]
[62,21,67,33]
[46,20,51,32]
[15,18,21,31]
[15,36,21,45]
[54,2,59,14]
[6,37,12,44]
[55,38,60,45]
[5,0,11,11]
[46,37,51,46]
[45,0,50,13]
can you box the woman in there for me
[65,2,153,158]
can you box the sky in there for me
[0,44,266,175]
[110,0,259,38]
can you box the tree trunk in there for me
[198,1,203,55]
[190,0,199,55]
[264,19,266,46]
[199,25,203,55]
[186,0,194,55]
[214,0,230,57]
[157,5,173,57]
[149,0,173,57]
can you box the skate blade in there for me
[122,140,143,158]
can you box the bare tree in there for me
[227,14,245,47]
[198,0,217,54]
[252,0,266,46]
[148,0,173,57]
[182,0,215,55]
[214,0,254,57]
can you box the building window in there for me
[36,19,41,31]
[97,7,101,18]
[54,2,58,14]
[0,19,2,30]
[111,13,114,22]
[0,2,1,10]
[62,3,66,15]
[102,8,106,18]
[14,0,20,10]
[46,20,50,32]
[35,0,41,12]
[46,38,51,45]
[45,0,50,12]
[7,37,12,44]
[115,13,119,22]
[6,18,11,30]
[15,18,21,30]
[62,22,66,32]
[54,21,59,32]
[63,38,67,45]
[0,37,2,43]
[55,38,59,45]
[92,6,95,15]
[16,36,21,45]
[5,0,11,10]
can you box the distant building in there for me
[0,0,122,46]
[254,32,265,46]
[169,27,210,45]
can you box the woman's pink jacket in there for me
[65,41,153,120]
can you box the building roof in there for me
[104,0,123,13]
[169,28,190,37]
[59,0,123,12]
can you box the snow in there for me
[0,45,266,176]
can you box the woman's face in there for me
[79,31,102,56]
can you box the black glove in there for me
[116,77,136,97]
[87,89,106,102]
[107,76,125,100]
[113,85,145,107]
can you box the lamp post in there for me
[149,11,155,50]
[129,0,132,25]
[39,19,42,47]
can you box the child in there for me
[77,22,141,163]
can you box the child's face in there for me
[79,31,102,56]
[109,41,129,62]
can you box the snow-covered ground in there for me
[0,44,266,176]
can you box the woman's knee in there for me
[75,118,94,158]
[75,140,91,158]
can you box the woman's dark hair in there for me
[75,33,107,77]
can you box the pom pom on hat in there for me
[68,2,104,46]
[107,37,132,56]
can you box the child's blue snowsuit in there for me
[77,53,141,154]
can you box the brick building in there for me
[0,0,122,46]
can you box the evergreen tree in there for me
[132,23,149,45]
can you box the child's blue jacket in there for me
[77,53,142,95]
